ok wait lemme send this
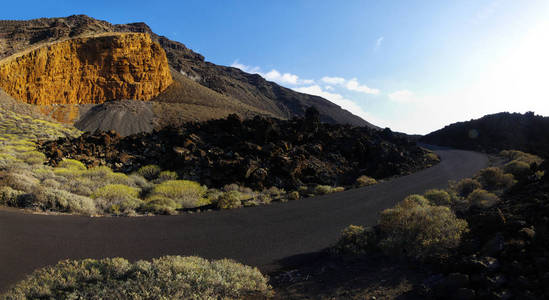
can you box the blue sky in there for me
[2,0,549,133]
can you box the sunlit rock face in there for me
[0,33,173,105]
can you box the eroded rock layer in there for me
[0,33,172,105]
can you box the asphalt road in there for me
[0,147,488,292]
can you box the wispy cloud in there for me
[472,1,500,24]
[321,76,380,95]
[231,60,314,85]
[388,90,415,103]
[374,36,384,51]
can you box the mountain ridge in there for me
[0,14,376,129]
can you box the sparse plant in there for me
[141,196,179,215]
[217,191,242,209]
[3,256,272,299]
[157,170,178,182]
[356,175,377,187]
[424,189,452,206]
[467,189,500,209]
[503,160,531,179]
[454,178,482,197]
[288,191,300,201]
[477,167,515,191]
[150,180,207,208]
[58,159,86,171]
[137,165,162,180]
[378,195,468,260]
[332,225,372,256]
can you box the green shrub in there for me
[500,150,542,165]
[454,178,482,197]
[503,160,531,179]
[288,191,300,201]
[137,165,161,180]
[141,196,179,215]
[356,175,377,187]
[92,184,142,214]
[0,172,39,193]
[31,187,97,215]
[467,189,500,208]
[477,167,515,191]
[150,180,207,208]
[92,184,140,201]
[58,159,86,171]
[424,189,452,206]
[378,196,469,260]
[18,151,46,165]
[53,167,82,178]
[217,191,242,209]
[0,186,24,206]
[332,225,372,256]
[3,256,272,299]
[157,170,178,182]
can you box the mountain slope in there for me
[0,15,375,128]
[421,112,549,157]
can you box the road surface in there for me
[0,147,488,291]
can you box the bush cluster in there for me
[3,256,272,299]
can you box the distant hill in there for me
[421,112,549,158]
[0,15,376,131]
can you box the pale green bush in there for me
[288,191,300,201]
[454,178,482,197]
[137,165,161,180]
[141,195,179,215]
[467,189,500,208]
[503,160,531,179]
[332,225,372,256]
[157,170,178,182]
[0,172,39,192]
[356,175,377,187]
[92,184,142,214]
[58,159,86,171]
[500,150,542,165]
[2,256,272,299]
[378,196,468,260]
[477,167,515,191]
[31,187,97,215]
[150,180,207,208]
[217,191,242,209]
[18,151,46,165]
[0,186,24,206]
[424,189,452,206]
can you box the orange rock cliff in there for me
[0,33,173,105]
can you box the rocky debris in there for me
[421,111,549,157]
[418,160,549,299]
[39,112,436,191]
[0,33,172,105]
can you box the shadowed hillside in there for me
[421,112,549,158]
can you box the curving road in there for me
[0,147,487,292]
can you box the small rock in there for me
[454,288,476,300]
[481,233,505,257]
[519,227,535,240]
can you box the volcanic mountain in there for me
[0,15,375,135]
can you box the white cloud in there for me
[388,90,415,103]
[345,78,380,94]
[324,85,334,91]
[321,76,380,95]
[375,36,384,51]
[321,76,346,85]
[292,85,389,127]
[231,60,314,86]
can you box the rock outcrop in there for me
[0,33,172,105]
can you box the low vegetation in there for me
[2,256,272,299]
[333,149,541,262]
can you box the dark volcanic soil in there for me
[39,112,437,190]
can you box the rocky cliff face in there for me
[0,33,172,105]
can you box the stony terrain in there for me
[39,109,437,191]
[0,15,374,129]
[421,112,549,157]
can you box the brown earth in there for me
[0,33,172,105]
